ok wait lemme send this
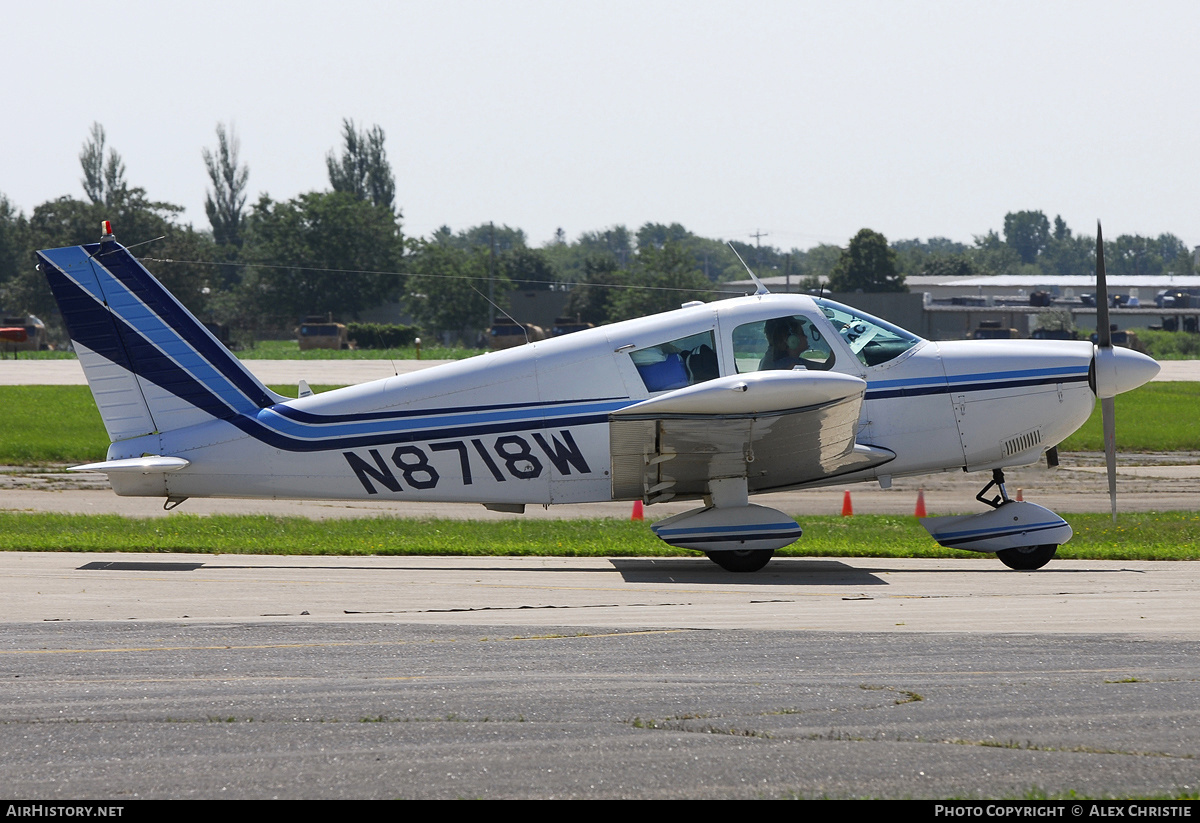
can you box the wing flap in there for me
[609,370,893,501]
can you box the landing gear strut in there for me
[975,469,1061,571]
[976,468,1012,509]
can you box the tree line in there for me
[0,123,1193,345]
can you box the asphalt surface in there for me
[2,358,1199,800]
[2,553,1200,800]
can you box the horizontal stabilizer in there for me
[70,456,190,474]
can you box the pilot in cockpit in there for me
[761,317,809,370]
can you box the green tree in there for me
[242,192,403,324]
[891,237,971,279]
[456,223,526,253]
[562,255,627,326]
[18,192,213,327]
[326,120,397,214]
[402,240,509,339]
[577,226,634,268]
[502,247,557,290]
[970,230,1021,275]
[1102,232,1192,278]
[795,243,844,286]
[1041,218,1093,276]
[78,123,128,207]
[921,255,983,279]
[203,123,249,250]
[827,229,906,293]
[605,241,714,322]
[540,225,633,287]
[0,194,27,304]
[1003,210,1051,265]
[636,222,692,251]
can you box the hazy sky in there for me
[5,1,1198,250]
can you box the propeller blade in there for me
[1045,446,1059,469]
[1102,395,1117,521]
[1096,221,1111,349]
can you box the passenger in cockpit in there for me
[761,317,809,370]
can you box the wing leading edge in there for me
[609,370,894,503]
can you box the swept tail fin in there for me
[37,231,282,443]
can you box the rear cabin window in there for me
[732,315,835,373]
[629,330,719,393]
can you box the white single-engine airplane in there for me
[37,223,1159,572]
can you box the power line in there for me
[138,256,749,297]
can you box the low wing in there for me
[609,370,894,502]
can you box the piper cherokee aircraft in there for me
[36,223,1159,572]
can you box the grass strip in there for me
[1058,381,1200,451]
[0,385,339,464]
[1,511,1197,560]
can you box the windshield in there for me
[814,298,922,367]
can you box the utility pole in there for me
[488,221,496,328]
[750,229,768,273]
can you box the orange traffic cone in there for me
[1016,488,1023,502]
[631,500,644,521]
[841,490,853,516]
[914,488,927,518]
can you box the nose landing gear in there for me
[918,469,1072,570]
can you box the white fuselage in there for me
[102,293,1097,507]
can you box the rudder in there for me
[37,230,281,443]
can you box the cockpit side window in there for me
[629,330,719,393]
[815,298,921,367]
[732,315,835,373]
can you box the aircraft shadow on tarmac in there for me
[609,557,887,586]
[78,560,206,571]
[72,557,886,586]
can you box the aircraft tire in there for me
[705,549,774,573]
[996,544,1057,571]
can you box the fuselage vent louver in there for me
[1004,429,1042,457]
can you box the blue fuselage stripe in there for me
[934,520,1066,546]
[654,522,800,536]
[865,371,1088,401]
[227,409,615,452]
[655,530,803,546]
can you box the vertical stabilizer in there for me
[37,231,281,443]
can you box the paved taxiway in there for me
[3,359,1199,798]
[2,553,1199,799]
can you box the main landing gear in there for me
[918,468,1073,571]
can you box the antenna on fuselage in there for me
[469,283,530,345]
[728,243,770,295]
